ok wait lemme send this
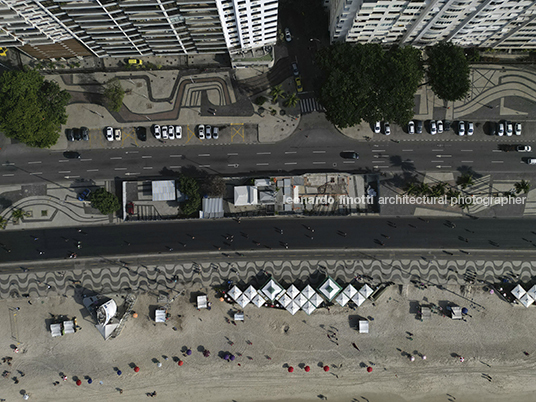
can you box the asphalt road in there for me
[1,217,536,264]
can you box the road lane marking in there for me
[80,159,92,162]
[58,170,71,174]
[227,153,238,156]
[198,154,210,157]
[142,155,152,159]
[58,160,69,163]
[313,162,326,164]
[284,162,297,165]
[491,161,504,163]
[257,152,271,155]
[431,160,444,163]
[461,150,473,152]
[492,150,502,153]
[114,167,127,170]
[402,149,413,152]
[170,166,181,169]
[87,169,99,172]
[313,151,326,154]
[143,167,153,169]
[125,172,140,176]
[111,157,123,160]
[285,151,297,154]
[28,161,42,164]
[461,161,473,163]
[342,161,355,163]
[170,154,182,158]
[256,163,269,166]
[30,172,42,175]
[2,174,14,177]
[2,162,14,166]
[372,150,385,153]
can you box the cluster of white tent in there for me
[226,276,375,316]
[511,284,536,308]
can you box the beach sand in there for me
[1,282,536,401]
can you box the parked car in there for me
[63,151,81,159]
[374,121,381,134]
[168,125,175,140]
[458,121,465,136]
[285,28,292,42]
[467,122,474,136]
[162,125,168,139]
[429,120,437,135]
[213,126,219,139]
[437,120,443,134]
[291,62,299,76]
[106,126,114,141]
[81,126,89,141]
[384,122,391,135]
[444,121,451,132]
[114,128,121,141]
[175,125,182,139]
[340,151,359,159]
[152,124,161,139]
[136,126,147,141]
[408,121,415,134]
[498,122,504,136]
[515,122,522,136]
[295,76,303,93]
[78,188,91,201]
[416,120,423,134]
[206,125,212,139]
[128,59,142,65]
[73,128,81,141]
[506,121,513,136]
[488,122,497,136]
[198,124,205,139]
[527,158,536,165]
[517,145,532,152]
[66,128,75,142]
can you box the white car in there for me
[515,123,522,136]
[517,145,532,152]
[506,121,513,136]
[162,125,168,139]
[408,121,415,134]
[198,124,205,139]
[106,126,114,141]
[153,124,161,139]
[175,125,182,139]
[285,28,292,42]
[168,125,175,140]
[374,121,381,134]
[437,120,443,133]
[213,126,219,139]
[430,120,437,135]
[206,125,212,139]
[498,123,504,136]
[458,121,465,136]
[384,122,391,135]
[114,128,121,141]
[467,122,474,136]
[528,158,536,165]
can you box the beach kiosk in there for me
[155,307,167,323]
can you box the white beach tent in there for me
[317,276,342,302]
[294,293,308,308]
[251,293,266,308]
[286,300,300,315]
[301,285,315,300]
[228,285,243,302]
[342,284,357,299]
[336,292,350,307]
[285,285,300,299]
[155,307,167,323]
[278,293,292,308]
[352,292,366,307]
[512,284,526,299]
[301,301,316,315]
[519,293,534,308]
[63,320,75,334]
[359,284,374,299]
[528,285,536,300]
[262,279,284,301]
[50,323,62,337]
[308,292,323,308]
[243,285,257,300]
[236,294,251,308]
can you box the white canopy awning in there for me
[336,292,350,307]
[318,277,342,301]
[342,284,357,299]
[228,285,242,302]
[308,292,323,307]
[528,285,536,300]
[359,320,369,334]
[155,308,166,323]
[512,284,526,299]
[285,300,300,315]
[352,292,366,306]
[243,285,257,300]
[262,279,284,301]
[301,301,316,315]
[294,293,307,308]
[279,293,292,307]
[359,284,374,299]
[95,323,119,340]
[301,285,315,299]
[251,293,266,308]
[236,294,251,308]
[285,285,300,299]
[50,323,62,337]
[520,293,534,308]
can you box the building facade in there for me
[329,0,536,49]
[0,0,278,59]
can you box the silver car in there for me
[213,126,219,139]
[168,125,175,140]
[198,124,205,139]
[175,125,182,139]
[162,125,168,139]
[206,125,212,139]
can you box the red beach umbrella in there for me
[367,367,373,373]
[323,365,329,372]
[288,367,294,373]
[178,360,184,366]
[134,366,140,373]
[304,366,311,372]
[76,379,82,386]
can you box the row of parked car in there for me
[152,124,182,140]
[374,120,523,136]
[197,124,219,140]
[66,127,89,141]
[490,121,522,136]
[105,127,122,141]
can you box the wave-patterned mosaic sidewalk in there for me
[1,258,534,299]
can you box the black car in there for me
[81,126,89,141]
[136,126,147,141]
[66,128,74,142]
[73,128,81,141]
[488,122,497,136]
[63,151,81,159]
[416,120,423,134]
[444,121,452,131]
[340,151,359,159]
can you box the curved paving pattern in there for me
[2,256,535,300]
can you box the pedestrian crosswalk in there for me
[299,97,324,114]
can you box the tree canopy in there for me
[90,188,120,215]
[426,42,470,101]
[0,68,70,148]
[179,176,201,217]
[316,43,424,128]
[103,78,125,112]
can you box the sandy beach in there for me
[1,280,536,402]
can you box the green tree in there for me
[11,208,30,222]
[514,179,530,195]
[0,68,71,148]
[269,85,286,103]
[284,92,299,108]
[179,176,201,217]
[90,188,120,215]
[426,42,470,101]
[0,216,7,229]
[404,182,420,196]
[430,182,447,197]
[457,173,474,189]
[103,78,125,112]
[202,176,226,197]
[255,96,267,106]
